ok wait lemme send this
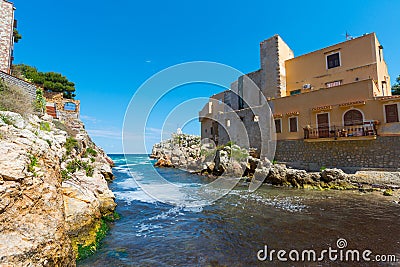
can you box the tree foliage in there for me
[392,75,400,95]
[12,64,76,99]
[13,29,22,43]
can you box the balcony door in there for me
[317,113,330,138]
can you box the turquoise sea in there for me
[79,154,400,266]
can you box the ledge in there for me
[304,136,377,142]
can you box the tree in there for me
[12,64,76,99]
[392,75,400,95]
[13,29,22,43]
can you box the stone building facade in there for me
[0,0,15,74]
[200,33,400,171]
[44,92,80,122]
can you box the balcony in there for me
[304,122,377,142]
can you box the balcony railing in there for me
[305,123,377,140]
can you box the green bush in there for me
[0,114,13,125]
[28,155,38,176]
[34,88,46,113]
[226,141,235,147]
[61,169,70,181]
[230,148,249,161]
[40,122,51,132]
[84,147,98,158]
[102,211,121,222]
[65,137,79,155]
[65,159,94,177]
[12,64,76,99]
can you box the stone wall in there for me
[275,136,400,172]
[0,70,37,100]
[0,0,14,74]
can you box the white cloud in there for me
[87,129,122,139]
[80,114,100,124]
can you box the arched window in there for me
[64,102,77,111]
[344,109,363,126]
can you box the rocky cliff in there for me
[0,111,116,266]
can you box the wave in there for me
[115,177,140,190]
[114,190,158,205]
[228,190,307,212]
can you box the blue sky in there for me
[11,0,400,153]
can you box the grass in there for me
[53,120,76,137]
[0,79,33,116]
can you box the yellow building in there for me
[200,33,400,170]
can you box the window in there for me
[253,115,259,122]
[274,119,282,133]
[326,80,342,88]
[344,109,363,126]
[327,52,340,69]
[210,127,214,135]
[238,76,244,109]
[289,117,298,132]
[226,119,231,127]
[382,81,387,96]
[290,89,301,96]
[238,97,244,110]
[64,102,77,111]
[208,102,213,113]
[385,104,399,123]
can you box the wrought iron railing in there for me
[305,123,377,139]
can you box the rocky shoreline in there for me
[151,133,400,202]
[0,111,116,266]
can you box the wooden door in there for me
[317,113,329,138]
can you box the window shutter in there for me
[385,104,399,123]
[275,119,281,133]
[289,117,297,132]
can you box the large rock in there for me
[321,168,347,182]
[0,111,115,266]
[266,164,288,185]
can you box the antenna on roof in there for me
[345,31,353,41]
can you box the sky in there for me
[11,0,400,154]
